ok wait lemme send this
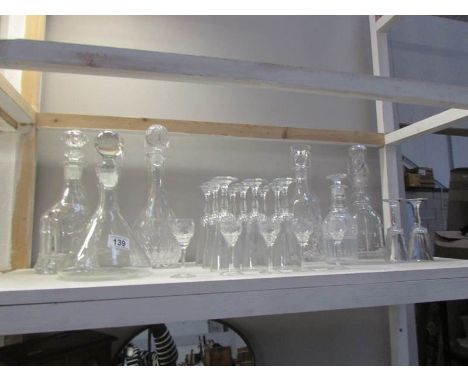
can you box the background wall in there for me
[35,15,389,365]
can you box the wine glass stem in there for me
[299,244,305,270]
[268,245,273,273]
[180,245,187,270]
[229,245,236,271]
[334,240,341,265]
[414,202,422,227]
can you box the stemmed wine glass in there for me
[258,216,281,274]
[383,199,408,263]
[171,218,195,278]
[407,198,433,262]
[291,218,314,271]
[219,215,243,276]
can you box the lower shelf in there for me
[1,258,468,335]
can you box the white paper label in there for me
[107,234,130,251]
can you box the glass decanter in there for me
[347,144,384,259]
[323,174,358,266]
[290,144,323,262]
[60,131,150,280]
[35,130,91,275]
[133,125,180,268]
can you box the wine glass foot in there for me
[171,272,196,278]
[220,269,243,276]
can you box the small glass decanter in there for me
[348,144,384,260]
[35,130,91,275]
[290,144,323,261]
[323,174,358,266]
[133,125,180,268]
[60,131,150,280]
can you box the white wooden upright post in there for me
[369,15,419,366]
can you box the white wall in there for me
[35,15,389,365]
[389,16,468,187]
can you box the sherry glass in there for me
[195,181,214,265]
[273,177,300,272]
[258,216,282,274]
[291,218,314,271]
[219,215,243,276]
[171,218,195,278]
[209,176,238,272]
[242,178,267,271]
[407,198,433,262]
[383,199,408,263]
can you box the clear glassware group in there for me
[37,129,434,282]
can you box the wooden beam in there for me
[385,109,468,145]
[10,125,36,269]
[21,16,46,111]
[2,39,468,109]
[36,112,385,147]
[375,16,400,33]
[0,72,36,126]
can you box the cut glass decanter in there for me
[35,130,91,275]
[60,130,150,280]
[133,125,180,268]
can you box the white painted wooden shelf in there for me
[1,258,468,336]
[2,39,468,110]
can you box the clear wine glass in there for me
[219,215,243,276]
[407,198,433,262]
[171,218,195,278]
[291,218,314,271]
[383,199,408,263]
[258,216,282,274]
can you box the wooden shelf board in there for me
[2,39,468,109]
[36,112,385,146]
[1,258,468,335]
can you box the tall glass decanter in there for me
[347,144,384,259]
[35,130,91,275]
[60,131,150,280]
[133,125,180,268]
[323,174,358,266]
[290,144,323,261]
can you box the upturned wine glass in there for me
[407,198,433,262]
[171,218,195,278]
[383,199,408,262]
[219,215,243,276]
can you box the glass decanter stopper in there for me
[35,130,91,275]
[290,144,323,261]
[133,125,180,268]
[60,131,150,280]
[347,144,384,259]
[323,174,358,266]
